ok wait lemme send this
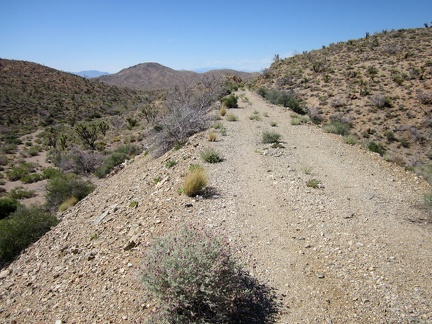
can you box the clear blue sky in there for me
[1,0,431,73]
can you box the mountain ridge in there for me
[98,62,260,91]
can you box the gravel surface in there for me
[1,90,431,323]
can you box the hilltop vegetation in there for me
[256,27,432,182]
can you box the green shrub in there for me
[42,167,63,179]
[165,159,177,168]
[6,163,31,181]
[343,134,358,145]
[94,152,128,178]
[306,178,322,189]
[262,130,282,144]
[0,197,19,220]
[20,173,45,184]
[223,94,238,108]
[323,120,350,136]
[45,172,95,211]
[8,187,35,200]
[368,141,386,156]
[259,89,306,115]
[0,206,58,265]
[141,225,277,323]
[201,149,223,163]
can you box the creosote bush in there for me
[141,225,278,323]
[183,169,207,197]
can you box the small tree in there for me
[75,123,99,150]
[98,120,109,136]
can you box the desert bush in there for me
[370,95,392,108]
[0,206,58,265]
[368,141,386,156]
[58,196,78,212]
[20,173,45,184]
[183,169,207,197]
[262,130,282,144]
[45,172,95,211]
[8,187,35,200]
[208,132,217,142]
[259,89,306,115]
[201,149,223,163]
[165,159,177,168]
[0,155,8,166]
[0,197,19,220]
[226,113,238,121]
[94,145,142,178]
[306,178,322,188]
[291,114,309,125]
[343,134,358,145]
[323,120,350,136]
[223,94,238,108]
[58,147,103,175]
[75,122,99,149]
[6,163,31,181]
[153,81,224,154]
[141,225,278,323]
[220,103,227,116]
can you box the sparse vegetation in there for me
[165,159,177,168]
[323,120,350,136]
[306,178,322,189]
[226,113,239,121]
[368,141,386,156]
[262,130,282,144]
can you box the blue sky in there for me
[1,0,431,73]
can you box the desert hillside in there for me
[256,27,432,182]
[1,90,431,323]
[0,59,145,134]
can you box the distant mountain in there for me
[98,62,260,91]
[72,70,110,78]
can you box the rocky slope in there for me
[1,91,431,323]
[257,27,432,181]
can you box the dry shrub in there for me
[220,103,227,116]
[59,196,78,212]
[183,169,207,197]
[208,131,217,142]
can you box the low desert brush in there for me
[220,103,227,116]
[208,131,217,142]
[58,196,78,212]
[262,130,282,144]
[201,148,223,163]
[183,169,207,197]
[226,113,238,122]
[140,224,274,323]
